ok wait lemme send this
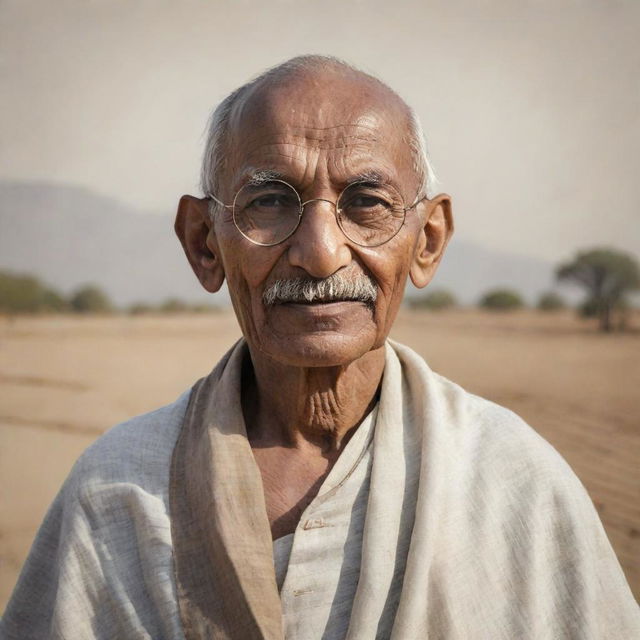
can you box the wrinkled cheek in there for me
[218,240,273,346]
[226,274,262,344]
[369,294,391,342]
[375,275,406,336]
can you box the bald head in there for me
[232,57,408,126]
[201,55,435,207]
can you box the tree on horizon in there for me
[556,248,639,332]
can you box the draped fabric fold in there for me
[170,341,283,640]
[169,339,640,639]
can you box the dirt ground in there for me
[1,309,638,611]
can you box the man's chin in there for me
[254,330,380,368]
[259,298,372,335]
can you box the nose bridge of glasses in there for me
[300,196,338,212]
[296,196,346,245]
[287,194,352,275]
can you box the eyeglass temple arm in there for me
[407,193,427,211]
[208,194,232,209]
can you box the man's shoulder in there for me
[450,383,574,489]
[1,392,192,640]
[391,340,579,489]
[66,389,192,496]
[433,368,550,454]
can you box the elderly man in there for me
[3,56,639,639]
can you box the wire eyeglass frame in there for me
[208,178,426,248]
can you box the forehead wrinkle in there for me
[293,123,380,148]
[287,122,379,132]
[245,134,378,154]
[237,117,381,152]
[230,116,407,194]
[286,125,379,143]
[303,123,373,131]
[237,147,400,191]
[298,135,378,150]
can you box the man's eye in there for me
[343,192,392,212]
[349,195,388,209]
[254,194,283,208]
[249,193,298,210]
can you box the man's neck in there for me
[242,346,385,454]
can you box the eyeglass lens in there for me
[233,180,406,247]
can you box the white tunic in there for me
[274,408,377,639]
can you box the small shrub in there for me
[128,302,153,315]
[191,303,220,313]
[158,298,189,313]
[410,289,457,311]
[70,285,113,313]
[479,288,524,311]
[0,270,68,313]
[537,291,566,312]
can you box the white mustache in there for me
[263,272,378,306]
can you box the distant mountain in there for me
[0,180,220,306]
[0,180,556,306]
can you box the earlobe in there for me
[175,195,226,293]
[409,194,454,289]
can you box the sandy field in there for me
[1,309,638,611]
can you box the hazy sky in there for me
[2,0,639,263]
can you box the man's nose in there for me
[287,199,352,278]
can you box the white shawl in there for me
[2,339,639,639]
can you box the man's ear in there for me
[174,195,225,293]
[410,194,454,289]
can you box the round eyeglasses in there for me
[208,179,424,248]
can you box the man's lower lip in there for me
[272,300,370,313]
[267,300,372,325]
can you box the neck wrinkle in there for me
[243,346,385,451]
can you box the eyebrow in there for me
[244,169,287,186]
[344,170,393,187]
[240,168,397,190]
